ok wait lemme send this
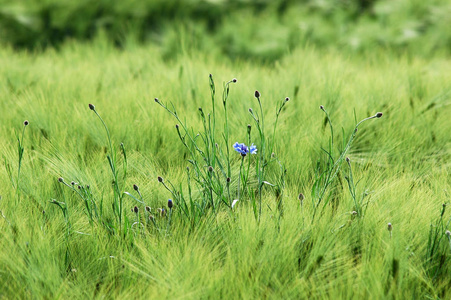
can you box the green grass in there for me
[0,38,451,298]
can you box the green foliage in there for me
[1,0,451,60]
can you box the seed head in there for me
[157,176,163,183]
[88,104,95,111]
[58,177,64,183]
[232,78,237,83]
[298,193,304,201]
[168,199,173,209]
[133,184,139,191]
[247,124,251,134]
[320,105,324,110]
[208,166,214,173]
[346,157,350,163]
[249,108,253,113]
[145,206,151,212]
[445,230,451,238]
[375,112,383,118]
[78,185,81,190]
[254,90,261,98]
[154,98,159,103]
[23,120,29,126]
[226,177,231,183]
[134,206,139,214]
[285,97,290,102]
[175,124,179,129]
[71,181,75,186]
[387,223,392,231]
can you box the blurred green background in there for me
[1,0,450,60]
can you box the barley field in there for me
[1,1,451,299]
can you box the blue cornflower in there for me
[233,142,257,157]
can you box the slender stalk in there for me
[237,156,245,201]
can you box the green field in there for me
[1,1,451,299]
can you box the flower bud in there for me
[133,184,139,191]
[226,177,231,183]
[375,112,383,118]
[208,166,213,173]
[232,78,237,83]
[387,223,392,231]
[168,199,173,209]
[89,104,95,111]
[285,97,290,102]
[320,105,324,110]
[254,90,261,98]
[145,206,151,212]
[157,176,163,183]
[247,124,251,134]
[58,177,64,183]
[154,98,159,103]
[134,206,139,214]
[445,230,451,238]
[23,120,29,126]
[298,193,304,201]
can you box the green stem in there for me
[237,156,245,201]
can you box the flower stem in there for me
[237,156,245,201]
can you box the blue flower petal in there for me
[249,144,257,154]
[233,142,241,152]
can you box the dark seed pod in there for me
[89,104,95,110]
